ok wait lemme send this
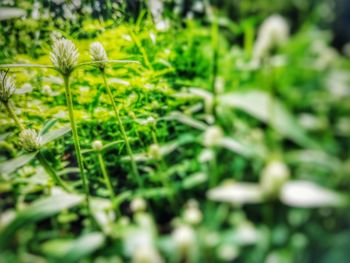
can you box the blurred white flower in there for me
[207,183,264,205]
[217,244,239,261]
[172,224,196,254]
[50,38,79,75]
[131,198,147,213]
[203,126,223,147]
[149,144,162,160]
[132,244,164,263]
[19,129,42,152]
[183,201,202,225]
[253,14,289,60]
[260,160,290,197]
[92,140,103,151]
[90,42,108,69]
[280,181,344,208]
[198,148,214,163]
[0,71,16,103]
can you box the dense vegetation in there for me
[0,1,349,262]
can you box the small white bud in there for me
[172,225,196,254]
[19,129,42,152]
[92,140,103,151]
[50,38,79,75]
[183,206,202,225]
[132,245,164,263]
[149,144,162,160]
[130,198,147,213]
[260,160,290,197]
[90,42,108,69]
[0,72,16,103]
[203,126,223,147]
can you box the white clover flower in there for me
[90,42,108,69]
[253,14,289,60]
[260,160,290,197]
[130,197,147,213]
[0,72,16,103]
[92,140,103,151]
[203,126,223,147]
[19,129,42,152]
[50,38,79,75]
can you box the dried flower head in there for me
[19,129,42,152]
[90,42,108,69]
[50,38,79,75]
[0,71,16,103]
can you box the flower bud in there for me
[19,129,41,152]
[90,42,108,69]
[183,205,202,225]
[50,38,79,75]
[132,245,164,263]
[172,225,196,254]
[92,140,103,151]
[260,160,290,197]
[203,126,223,147]
[149,144,161,160]
[0,72,16,103]
[130,197,147,213]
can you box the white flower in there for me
[172,225,196,253]
[92,140,103,151]
[280,180,344,208]
[183,201,202,225]
[253,14,289,60]
[90,42,108,69]
[50,38,79,75]
[130,198,147,213]
[132,244,164,263]
[203,126,223,147]
[217,244,239,261]
[0,72,16,102]
[19,129,42,152]
[207,182,264,205]
[149,144,161,160]
[260,160,290,197]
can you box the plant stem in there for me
[63,75,91,209]
[4,101,24,130]
[101,71,143,188]
[97,151,119,214]
[37,151,72,192]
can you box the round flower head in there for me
[19,129,42,152]
[50,38,79,76]
[92,140,103,151]
[90,42,108,69]
[0,71,16,103]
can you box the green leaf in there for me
[41,232,105,263]
[0,193,84,250]
[219,90,318,147]
[41,126,71,145]
[39,119,58,136]
[0,152,37,175]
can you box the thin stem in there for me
[4,101,24,131]
[63,75,91,209]
[101,71,143,188]
[97,151,119,215]
[37,151,72,192]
